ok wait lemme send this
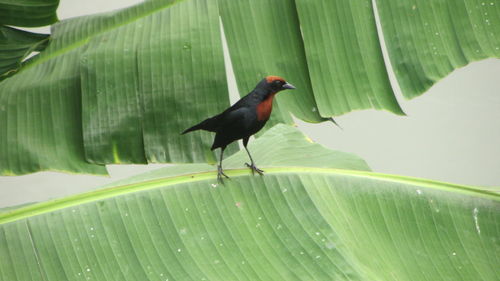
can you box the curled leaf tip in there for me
[329,117,342,130]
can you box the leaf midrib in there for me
[1,166,497,225]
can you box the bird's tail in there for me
[181,124,201,135]
[181,116,219,134]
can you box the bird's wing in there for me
[218,107,252,129]
[222,90,255,113]
[184,96,254,134]
[210,107,254,150]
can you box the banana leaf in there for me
[0,0,498,175]
[376,0,500,98]
[294,0,404,116]
[79,0,234,164]
[1,125,497,281]
[218,0,326,125]
[0,0,237,175]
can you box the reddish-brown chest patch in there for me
[256,93,276,121]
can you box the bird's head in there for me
[257,76,296,93]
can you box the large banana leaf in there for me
[376,0,500,98]
[294,0,404,116]
[80,0,233,164]
[218,0,326,125]
[0,125,497,281]
[0,0,237,175]
[294,0,500,115]
[1,0,498,175]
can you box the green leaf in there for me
[376,0,500,98]
[295,0,404,116]
[0,0,59,27]
[219,0,327,124]
[0,132,497,280]
[0,26,49,80]
[0,0,238,175]
[80,0,235,164]
[0,41,107,176]
[1,0,499,175]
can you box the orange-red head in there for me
[263,75,296,92]
[265,75,286,83]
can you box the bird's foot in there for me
[245,162,264,175]
[217,165,230,183]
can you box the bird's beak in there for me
[282,83,296,90]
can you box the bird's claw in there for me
[245,162,264,175]
[217,166,230,183]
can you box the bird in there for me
[182,76,295,182]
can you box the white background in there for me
[1,0,499,208]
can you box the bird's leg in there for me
[217,147,229,183]
[217,165,229,182]
[244,145,263,175]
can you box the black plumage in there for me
[182,76,295,182]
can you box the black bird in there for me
[182,76,295,182]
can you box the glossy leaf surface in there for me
[376,0,500,98]
[1,0,499,175]
[0,0,236,175]
[0,126,497,281]
[219,0,326,125]
[80,0,233,164]
[295,0,404,116]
